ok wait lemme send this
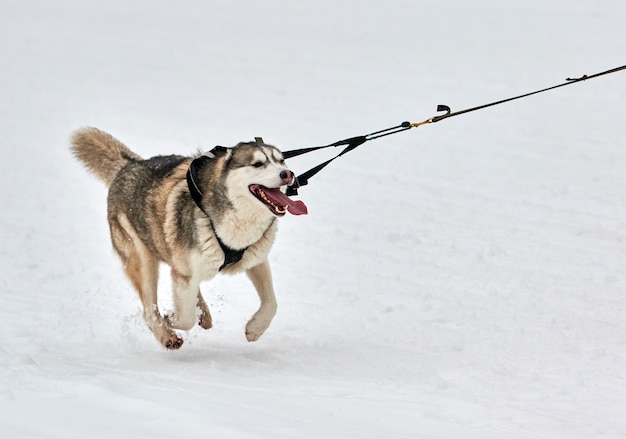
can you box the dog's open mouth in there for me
[249,184,308,216]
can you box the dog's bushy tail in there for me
[70,127,142,186]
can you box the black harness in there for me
[186,147,247,271]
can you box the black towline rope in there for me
[283,64,626,196]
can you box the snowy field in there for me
[1,1,626,437]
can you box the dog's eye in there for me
[252,162,264,168]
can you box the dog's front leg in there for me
[245,259,277,342]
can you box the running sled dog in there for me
[71,127,307,349]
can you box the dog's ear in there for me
[209,145,228,156]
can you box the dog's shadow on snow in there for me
[119,328,340,378]
[122,326,283,362]
[117,311,344,376]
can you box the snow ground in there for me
[1,1,625,437]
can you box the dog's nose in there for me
[280,169,294,185]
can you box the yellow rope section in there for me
[410,118,434,128]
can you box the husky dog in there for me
[71,127,307,349]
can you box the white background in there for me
[1,1,625,437]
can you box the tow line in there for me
[283,64,626,196]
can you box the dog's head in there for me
[187,139,307,218]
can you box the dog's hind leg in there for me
[196,291,213,330]
[111,214,183,350]
[245,259,277,342]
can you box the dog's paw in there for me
[245,318,268,342]
[162,334,184,350]
[198,313,212,330]
[245,329,262,342]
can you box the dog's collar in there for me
[186,149,247,271]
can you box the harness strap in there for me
[211,219,246,272]
[284,64,626,196]
[186,150,248,271]
[284,125,411,196]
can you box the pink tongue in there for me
[265,187,308,215]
